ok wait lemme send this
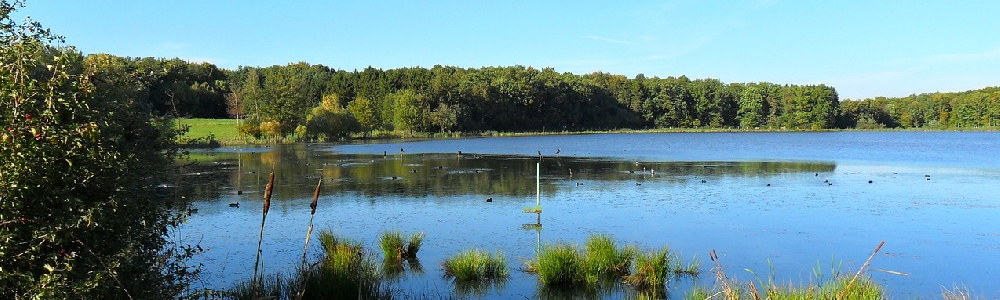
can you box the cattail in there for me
[253,172,276,297]
[263,172,274,215]
[297,178,323,300]
[310,178,321,215]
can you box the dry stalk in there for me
[748,281,761,300]
[710,249,739,300]
[837,240,885,300]
[252,172,276,297]
[295,178,322,300]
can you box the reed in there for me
[294,178,322,300]
[442,249,509,281]
[692,244,889,300]
[251,172,275,298]
[941,285,982,300]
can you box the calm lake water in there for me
[177,132,1000,299]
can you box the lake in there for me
[177,131,1000,299]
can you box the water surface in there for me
[178,132,1000,298]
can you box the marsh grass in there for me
[296,230,389,300]
[378,231,424,259]
[442,249,509,281]
[624,248,670,289]
[227,273,290,300]
[532,244,586,286]
[528,234,700,295]
[942,285,983,300]
[584,234,636,277]
[692,245,888,300]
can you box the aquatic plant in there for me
[293,178,323,299]
[227,273,291,300]
[624,247,670,289]
[251,172,276,297]
[584,234,636,277]
[690,244,889,300]
[941,285,983,300]
[296,230,388,300]
[533,244,587,286]
[378,230,424,259]
[442,249,509,281]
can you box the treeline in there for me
[841,87,1000,129]
[225,64,844,139]
[62,54,999,139]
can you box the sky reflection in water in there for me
[179,132,1000,299]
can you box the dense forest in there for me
[77,57,997,140]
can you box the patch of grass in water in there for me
[378,230,424,259]
[584,234,636,277]
[442,249,509,281]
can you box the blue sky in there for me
[17,0,1000,99]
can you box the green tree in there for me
[738,85,766,128]
[0,2,195,298]
[390,89,430,132]
[347,95,381,132]
[303,94,361,141]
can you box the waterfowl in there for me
[486,197,493,202]
[391,176,398,180]
[228,202,240,208]
[766,183,771,187]
[701,180,707,183]
[868,180,873,184]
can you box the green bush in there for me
[0,2,195,298]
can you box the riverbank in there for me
[175,118,1000,147]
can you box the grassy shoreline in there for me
[175,118,1000,147]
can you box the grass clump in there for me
[523,205,542,213]
[533,244,587,286]
[584,234,636,277]
[296,231,388,300]
[442,249,509,281]
[527,234,699,293]
[226,230,390,300]
[378,230,424,259]
[441,249,509,297]
[624,247,670,289]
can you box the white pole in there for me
[536,162,540,206]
